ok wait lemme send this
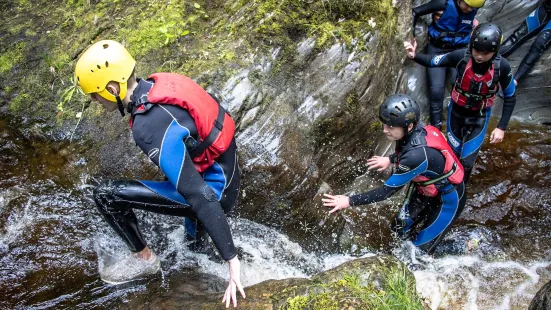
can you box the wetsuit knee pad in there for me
[201,185,219,202]
[527,30,551,62]
[93,180,123,214]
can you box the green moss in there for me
[280,266,425,310]
[284,295,309,310]
[0,0,401,125]
[9,93,30,112]
[0,42,25,74]
[345,91,360,114]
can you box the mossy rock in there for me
[121,255,426,310]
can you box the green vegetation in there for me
[0,0,398,124]
[281,265,425,310]
[0,42,26,74]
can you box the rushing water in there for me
[1,115,551,309]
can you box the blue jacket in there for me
[428,0,477,47]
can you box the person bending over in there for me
[75,40,245,308]
[323,94,466,254]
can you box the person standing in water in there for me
[412,0,484,130]
[404,23,517,183]
[323,94,466,254]
[75,40,245,308]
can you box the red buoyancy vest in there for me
[451,57,499,110]
[144,73,235,173]
[410,125,464,197]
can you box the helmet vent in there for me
[105,61,109,68]
[77,77,80,82]
[394,106,402,112]
[97,64,101,69]
[103,43,109,49]
[402,102,407,109]
[90,69,94,73]
[390,112,399,118]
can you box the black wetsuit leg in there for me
[415,182,466,254]
[426,42,457,130]
[500,4,551,58]
[515,27,551,81]
[391,182,466,254]
[445,102,491,183]
[93,140,240,254]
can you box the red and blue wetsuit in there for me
[92,78,240,261]
[413,49,517,182]
[499,0,551,82]
[349,125,466,254]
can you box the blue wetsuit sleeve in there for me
[497,58,517,130]
[349,149,428,206]
[413,49,465,68]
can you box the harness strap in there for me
[415,163,457,187]
[188,103,226,159]
[132,95,227,159]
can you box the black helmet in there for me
[470,23,503,53]
[379,94,420,128]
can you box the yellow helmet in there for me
[463,0,485,8]
[75,40,135,103]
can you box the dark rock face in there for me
[530,280,551,310]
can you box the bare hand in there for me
[222,257,246,308]
[404,38,417,59]
[489,128,505,144]
[322,194,351,214]
[367,156,391,171]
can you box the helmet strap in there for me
[116,95,125,117]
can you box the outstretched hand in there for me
[489,128,505,144]
[404,38,417,59]
[367,156,391,171]
[222,257,246,308]
[322,194,351,214]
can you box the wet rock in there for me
[529,280,551,310]
[122,255,419,310]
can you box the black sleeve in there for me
[349,149,428,206]
[412,0,447,36]
[413,49,466,68]
[497,58,517,130]
[413,0,447,18]
[349,185,402,206]
[176,151,237,261]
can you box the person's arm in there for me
[412,0,447,36]
[496,58,517,131]
[323,150,428,212]
[412,48,466,68]
[171,149,238,260]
